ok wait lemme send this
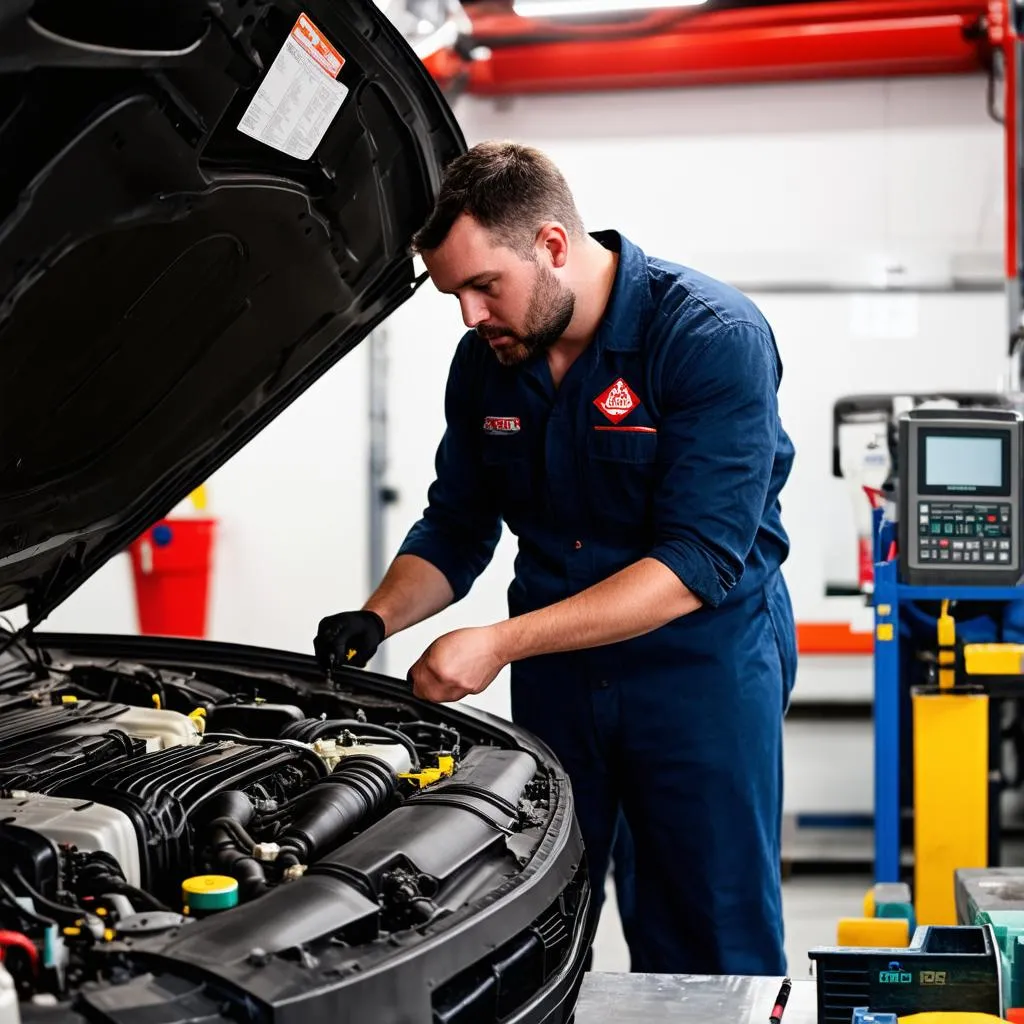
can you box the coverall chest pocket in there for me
[585,429,658,529]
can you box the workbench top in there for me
[576,972,818,1023]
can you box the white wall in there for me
[15,73,1009,732]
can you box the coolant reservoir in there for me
[311,739,411,775]
[108,705,202,751]
[65,702,201,752]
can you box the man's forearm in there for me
[364,554,455,636]
[492,557,702,663]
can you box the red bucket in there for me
[128,518,216,638]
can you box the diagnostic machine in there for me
[899,408,1024,586]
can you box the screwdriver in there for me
[769,977,791,1024]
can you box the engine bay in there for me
[0,638,581,1023]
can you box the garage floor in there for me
[590,872,872,973]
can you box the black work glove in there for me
[314,610,387,671]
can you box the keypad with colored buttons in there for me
[918,502,1012,564]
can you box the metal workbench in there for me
[576,972,817,1023]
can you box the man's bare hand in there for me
[408,626,506,703]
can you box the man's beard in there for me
[477,266,575,367]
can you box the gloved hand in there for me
[314,610,387,671]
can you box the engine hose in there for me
[0,878,55,932]
[73,852,175,914]
[208,826,268,901]
[94,877,173,915]
[275,755,397,865]
[0,930,39,974]
[207,816,259,855]
[10,871,88,932]
[386,720,460,751]
[281,719,420,769]
[201,790,255,828]
[421,782,518,818]
[77,850,124,881]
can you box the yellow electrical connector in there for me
[399,754,456,789]
[937,599,956,691]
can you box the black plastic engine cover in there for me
[0,823,59,900]
[205,702,306,738]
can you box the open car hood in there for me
[0,0,465,622]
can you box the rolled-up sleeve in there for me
[647,320,782,608]
[396,339,502,602]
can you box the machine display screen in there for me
[919,429,1009,495]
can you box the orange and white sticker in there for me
[237,12,348,161]
[291,14,345,77]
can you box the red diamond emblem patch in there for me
[594,378,640,423]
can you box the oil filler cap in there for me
[182,875,239,913]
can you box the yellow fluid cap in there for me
[182,875,238,912]
[61,695,78,705]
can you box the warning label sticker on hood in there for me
[237,13,348,161]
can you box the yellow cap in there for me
[182,875,238,912]
[61,695,78,705]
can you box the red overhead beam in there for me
[424,0,991,96]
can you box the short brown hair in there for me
[412,140,585,256]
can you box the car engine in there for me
[0,639,585,1023]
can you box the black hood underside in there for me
[0,0,464,621]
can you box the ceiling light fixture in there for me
[513,0,707,18]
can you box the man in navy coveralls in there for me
[315,141,797,975]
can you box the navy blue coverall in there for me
[398,231,797,975]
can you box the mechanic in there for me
[315,141,797,977]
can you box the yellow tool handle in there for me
[900,1014,1008,1023]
